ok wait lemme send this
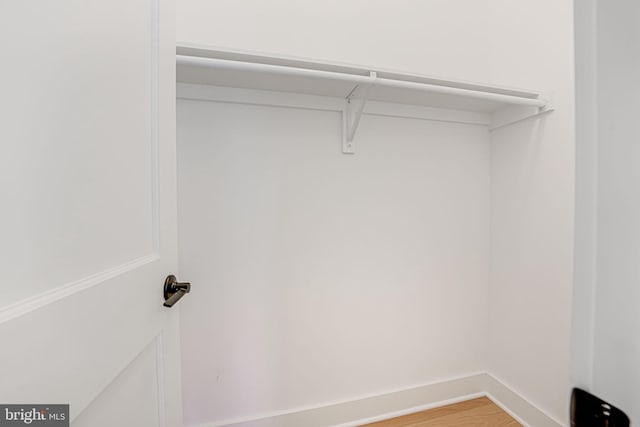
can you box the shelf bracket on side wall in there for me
[489,93,554,132]
[342,71,377,154]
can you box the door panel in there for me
[1,0,157,306]
[0,265,172,420]
[73,338,161,427]
[0,0,180,425]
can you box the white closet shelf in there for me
[177,45,553,153]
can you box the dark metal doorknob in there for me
[163,275,191,307]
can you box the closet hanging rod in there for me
[176,55,548,108]
[177,55,373,84]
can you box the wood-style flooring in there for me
[361,397,521,426]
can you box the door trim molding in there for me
[0,254,159,324]
[155,333,168,427]
[150,0,161,254]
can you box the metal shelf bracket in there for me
[342,71,377,154]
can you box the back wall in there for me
[177,99,491,426]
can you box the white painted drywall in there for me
[176,0,491,83]
[177,100,490,425]
[589,0,640,421]
[485,1,576,423]
[176,1,577,425]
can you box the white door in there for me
[0,1,181,426]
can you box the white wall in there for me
[176,0,490,83]
[177,100,490,425]
[589,0,640,420]
[176,1,577,425]
[486,1,575,423]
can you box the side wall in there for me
[486,0,576,424]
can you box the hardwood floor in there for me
[361,397,521,426]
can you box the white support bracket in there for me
[342,71,377,154]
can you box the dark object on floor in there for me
[571,388,630,426]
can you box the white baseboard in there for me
[484,374,565,427]
[191,373,563,427]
